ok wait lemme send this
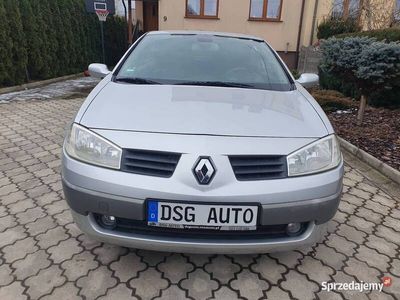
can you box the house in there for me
[131,0,333,69]
[130,0,398,69]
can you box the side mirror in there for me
[88,63,110,79]
[297,73,319,89]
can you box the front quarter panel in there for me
[74,74,112,123]
[296,83,334,134]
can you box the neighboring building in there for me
[115,0,136,18]
[130,0,397,69]
[132,0,332,69]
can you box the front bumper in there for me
[71,209,327,254]
[62,148,343,253]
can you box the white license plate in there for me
[147,201,258,231]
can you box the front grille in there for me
[94,214,307,240]
[121,149,181,178]
[229,155,287,181]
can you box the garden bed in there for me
[311,89,400,171]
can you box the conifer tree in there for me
[0,1,13,85]
[4,0,27,84]
[19,0,43,81]
[40,0,59,78]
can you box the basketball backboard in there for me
[85,0,116,14]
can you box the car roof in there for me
[147,30,265,42]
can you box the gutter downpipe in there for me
[296,0,306,69]
[310,0,319,46]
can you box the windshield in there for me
[115,33,293,91]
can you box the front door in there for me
[143,1,159,32]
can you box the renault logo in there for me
[193,157,216,185]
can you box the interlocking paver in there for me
[265,286,292,300]
[281,270,319,300]
[212,286,242,300]
[11,250,51,280]
[344,258,381,283]
[110,252,147,282]
[77,266,117,299]
[251,255,286,285]
[314,244,347,270]
[355,245,390,270]
[297,256,335,283]
[36,226,69,249]
[61,251,99,281]
[0,215,17,232]
[25,265,66,299]
[159,253,195,284]
[0,264,13,286]
[2,237,38,263]
[326,234,358,256]
[48,238,83,263]
[230,269,269,300]
[0,282,28,300]
[98,283,138,300]
[93,244,129,265]
[154,285,190,300]
[41,283,82,300]
[129,268,169,299]
[0,95,400,299]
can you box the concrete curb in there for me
[338,136,400,185]
[0,73,84,95]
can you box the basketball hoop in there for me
[95,9,109,22]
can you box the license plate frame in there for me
[146,199,260,231]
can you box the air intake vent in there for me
[121,149,181,178]
[229,155,287,181]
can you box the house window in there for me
[186,0,219,18]
[249,0,283,21]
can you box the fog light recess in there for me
[286,222,302,236]
[100,215,117,229]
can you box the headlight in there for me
[64,123,122,169]
[287,135,341,176]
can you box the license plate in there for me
[147,201,258,231]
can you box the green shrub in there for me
[335,28,400,42]
[291,69,300,80]
[0,1,13,86]
[317,18,361,40]
[320,37,400,111]
[0,0,128,87]
[311,89,356,112]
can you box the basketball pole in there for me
[128,0,133,45]
[100,21,106,64]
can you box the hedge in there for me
[0,0,128,88]
[317,18,361,40]
[320,31,400,108]
[335,28,400,42]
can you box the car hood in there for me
[80,82,328,138]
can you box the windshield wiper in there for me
[176,81,255,88]
[115,77,161,85]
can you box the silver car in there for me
[62,31,343,254]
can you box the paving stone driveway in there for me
[0,98,399,300]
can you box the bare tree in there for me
[361,0,396,30]
[329,0,396,29]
